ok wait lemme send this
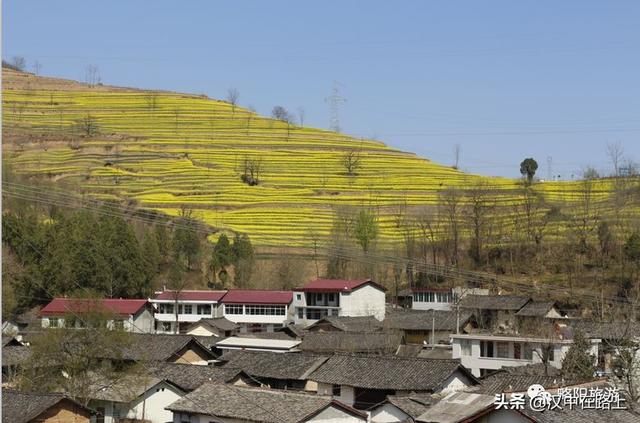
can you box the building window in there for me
[197,304,212,315]
[225,304,244,314]
[183,305,193,314]
[113,320,125,331]
[159,303,174,314]
[161,322,172,332]
[328,293,335,302]
[48,318,59,328]
[245,305,286,316]
[297,308,304,319]
[460,339,471,356]
[548,347,555,362]
[513,343,522,360]
[480,340,494,358]
[332,385,341,396]
[296,294,302,301]
[96,407,105,423]
[497,342,509,358]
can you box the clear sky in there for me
[3,1,639,178]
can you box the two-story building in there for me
[150,290,226,334]
[292,278,386,325]
[450,330,600,377]
[220,289,293,333]
[398,287,489,311]
[40,298,155,333]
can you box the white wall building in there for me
[150,290,226,334]
[406,287,489,311]
[220,289,293,333]
[40,298,154,333]
[90,378,185,423]
[451,333,601,377]
[292,279,386,325]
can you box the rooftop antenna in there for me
[546,156,553,181]
[325,81,346,133]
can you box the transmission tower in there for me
[546,156,553,181]
[325,81,346,133]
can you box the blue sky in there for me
[3,1,639,178]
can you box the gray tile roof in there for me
[384,308,474,331]
[416,391,495,423]
[307,316,383,332]
[88,373,166,403]
[2,345,31,367]
[121,333,215,362]
[459,295,530,311]
[149,362,247,391]
[309,354,475,391]
[479,373,578,395]
[2,336,22,347]
[2,389,91,423]
[190,317,239,332]
[299,331,403,354]
[166,383,351,423]
[515,301,558,317]
[217,350,329,380]
[569,320,640,340]
[386,394,436,419]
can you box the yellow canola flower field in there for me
[3,70,634,247]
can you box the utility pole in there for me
[546,156,553,181]
[325,81,346,133]
[431,308,435,349]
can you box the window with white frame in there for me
[225,304,244,314]
[158,303,174,314]
[183,304,193,314]
[48,317,59,328]
[197,304,212,315]
[245,305,286,316]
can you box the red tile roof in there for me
[300,278,386,292]
[154,290,227,302]
[221,290,293,304]
[40,298,149,316]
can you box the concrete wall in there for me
[370,403,412,423]
[340,284,386,321]
[131,308,155,333]
[186,324,219,337]
[317,382,356,406]
[126,381,184,423]
[440,369,474,393]
[307,406,365,422]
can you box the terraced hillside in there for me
[2,68,627,248]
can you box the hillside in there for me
[1,68,626,249]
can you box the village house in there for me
[369,393,435,423]
[2,336,31,386]
[216,350,329,391]
[458,294,532,332]
[119,333,217,365]
[450,330,600,377]
[397,287,489,311]
[307,354,479,409]
[305,315,383,332]
[40,298,155,333]
[166,383,368,423]
[88,374,186,423]
[292,278,386,325]
[150,290,227,334]
[185,316,240,338]
[384,307,476,344]
[2,389,93,423]
[220,289,294,332]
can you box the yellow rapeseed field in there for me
[2,69,633,247]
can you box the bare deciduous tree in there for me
[145,92,158,112]
[11,56,26,71]
[440,187,462,265]
[298,106,306,126]
[465,182,497,266]
[607,142,624,177]
[342,149,362,176]
[226,88,240,114]
[241,156,262,186]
